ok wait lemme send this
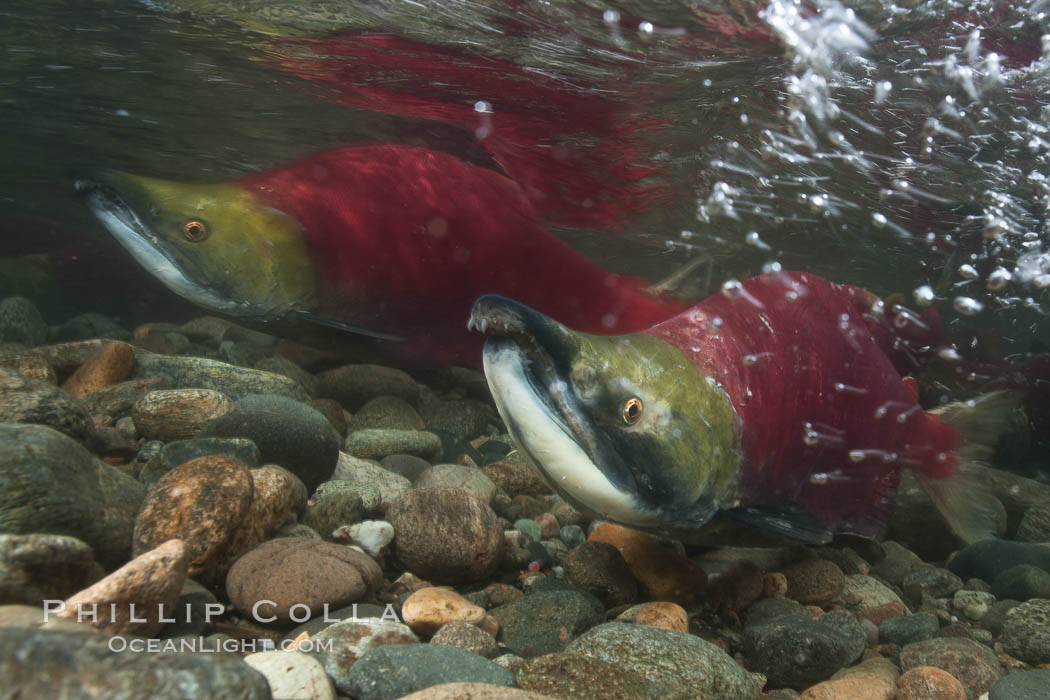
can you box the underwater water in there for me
[2,0,1050,698]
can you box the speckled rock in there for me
[1016,503,1050,543]
[902,567,964,603]
[989,668,1050,700]
[0,350,56,383]
[131,388,236,441]
[561,541,639,609]
[415,464,498,504]
[0,626,271,698]
[198,408,339,492]
[778,559,845,604]
[61,341,135,399]
[388,488,503,583]
[227,538,382,625]
[490,589,605,657]
[306,617,419,692]
[332,452,413,509]
[899,637,1002,695]
[243,650,336,700]
[217,465,301,573]
[431,621,500,658]
[402,587,488,636]
[0,368,95,444]
[345,644,515,700]
[953,589,996,621]
[992,564,1050,601]
[344,428,442,461]
[798,656,898,700]
[880,612,940,647]
[419,398,495,441]
[58,539,188,636]
[588,523,706,602]
[396,684,553,700]
[0,423,144,569]
[482,460,551,496]
[0,534,99,605]
[947,538,1050,583]
[896,665,967,700]
[569,622,759,699]
[81,377,165,421]
[516,652,654,699]
[304,481,367,538]
[744,615,859,689]
[1002,598,1050,665]
[132,455,254,581]
[350,396,425,432]
[132,353,309,401]
[842,574,904,610]
[0,296,47,346]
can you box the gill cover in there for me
[470,295,743,531]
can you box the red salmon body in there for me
[648,271,959,537]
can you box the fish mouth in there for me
[71,168,244,316]
[469,295,656,526]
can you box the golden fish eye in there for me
[622,397,643,425]
[182,218,209,242]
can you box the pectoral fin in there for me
[285,310,404,342]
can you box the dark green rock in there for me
[302,481,366,537]
[0,296,47,347]
[818,610,866,665]
[948,538,1050,582]
[990,669,1050,700]
[0,423,144,570]
[743,615,856,689]
[992,564,1050,601]
[379,454,432,482]
[345,644,514,700]
[490,589,605,657]
[344,428,441,461]
[880,611,940,647]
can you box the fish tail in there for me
[917,391,1020,543]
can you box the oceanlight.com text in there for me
[106,636,334,654]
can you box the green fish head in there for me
[470,295,742,532]
[73,168,315,319]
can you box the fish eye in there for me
[621,397,643,425]
[182,218,209,242]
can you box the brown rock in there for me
[482,460,551,496]
[431,620,500,658]
[310,398,348,437]
[0,534,100,605]
[226,538,382,624]
[631,602,689,633]
[388,487,504,583]
[59,539,189,637]
[561,541,638,609]
[131,388,235,440]
[401,587,487,636]
[62,341,135,399]
[763,572,789,598]
[0,368,94,444]
[33,340,107,374]
[778,559,846,604]
[81,377,164,417]
[708,560,764,612]
[535,513,560,539]
[800,656,898,700]
[855,601,910,626]
[217,466,300,574]
[899,637,1002,695]
[317,364,419,411]
[132,455,254,581]
[397,684,555,700]
[588,523,706,602]
[896,666,967,700]
[484,583,524,606]
[0,352,56,383]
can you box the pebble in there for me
[395,684,553,700]
[798,656,898,700]
[484,583,524,607]
[158,579,218,639]
[902,567,964,603]
[1016,503,1050,542]
[140,436,260,490]
[989,668,1050,700]
[778,559,846,604]
[131,353,309,401]
[345,428,442,461]
[415,464,498,504]
[419,398,494,441]
[992,564,1050,600]
[227,538,382,624]
[1002,598,1050,664]
[980,599,1021,636]
[307,617,419,692]
[402,587,488,636]
[872,541,929,586]
[131,388,236,440]
[317,363,419,411]
[880,612,940,648]
[855,601,910,626]
[947,538,1050,583]
[338,520,395,558]
[561,541,639,608]
[308,397,348,437]
[345,644,515,700]
[588,523,706,602]
[568,621,760,699]
[132,455,254,581]
[743,597,809,628]
[59,539,189,637]
[380,453,433,482]
[841,574,904,610]
[626,602,689,633]
[61,340,135,399]
[255,354,320,398]
[744,615,860,689]
[534,513,559,539]
[0,627,270,697]
[482,460,551,496]
[430,620,500,658]
[333,452,413,508]
[899,637,1002,695]
[490,588,605,657]
[0,368,95,444]
[80,376,163,419]
[388,487,504,583]
[198,407,339,492]
[243,650,336,700]
[559,525,585,548]
[350,395,426,431]
[953,589,995,621]
[0,534,99,605]
[0,423,144,569]
[0,296,47,346]
[514,518,542,543]
[896,665,967,700]
[304,480,367,537]
[516,652,654,699]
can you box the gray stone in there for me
[380,454,432,482]
[0,423,144,569]
[309,618,422,695]
[51,312,131,343]
[992,564,1050,601]
[158,580,218,639]
[742,597,808,628]
[0,297,47,347]
[817,610,866,665]
[317,364,419,411]
[254,355,319,399]
[0,369,94,444]
[981,599,1021,636]
[344,429,441,461]
[132,353,309,401]
[345,644,514,700]
[560,525,585,548]
[879,611,940,647]
[1002,598,1050,665]
[243,650,335,700]
[743,616,857,689]
[282,602,389,642]
[419,398,495,441]
[303,481,366,538]
[350,396,425,432]
[516,652,655,699]
[490,589,605,657]
[568,622,760,699]
[902,567,964,602]
[332,453,412,509]
[430,620,499,658]
[513,519,542,543]
[141,437,261,490]
[0,626,270,698]
[990,669,1050,700]
[414,464,497,504]
[0,534,99,605]
[870,541,927,586]
[1017,504,1050,543]
[948,536,1050,583]
[561,541,639,609]
[953,589,996,621]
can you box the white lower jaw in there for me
[482,339,659,528]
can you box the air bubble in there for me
[953,296,983,315]
[987,268,1012,291]
[745,231,772,250]
[913,285,936,306]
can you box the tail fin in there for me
[919,391,1021,543]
